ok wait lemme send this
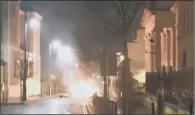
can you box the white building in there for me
[1,1,42,103]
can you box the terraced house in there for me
[141,1,193,114]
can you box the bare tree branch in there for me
[120,1,126,19]
[101,15,119,30]
[102,26,121,40]
[124,1,131,16]
[112,1,123,22]
[123,3,142,35]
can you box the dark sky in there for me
[20,1,173,77]
[21,1,105,76]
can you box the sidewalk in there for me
[1,95,72,114]
[135,106,151,114]
[1,93,64,105]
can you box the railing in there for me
[91,93,193,114]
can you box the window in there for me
[14,60,20,79]
[28,61,34,78]
[182,50,187,67]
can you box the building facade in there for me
[170,1,194,92]
[1,1,42,102]
[141,1,194,94]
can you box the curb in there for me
[1,93,62,105]
[1,102,26,105]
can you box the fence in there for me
[92,95,193,114]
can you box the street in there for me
[1,97,84,114]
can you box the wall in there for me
[178,35,194,69]
[177,1,194,70]
[26,78,41,96]
[1,1,42,100]
[127,37,145,83]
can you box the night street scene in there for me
[0,1,194,114]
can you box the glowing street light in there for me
[50,39,62,51]
[119,55,124,61]
[49,40,62,73]
[75,63,79,68]
[97,75,100,79]
[49,74,56,95]
[48,40,62,96]
[116,52,122,56]
[29,18,40,29]
[50,75,56,79]
[57,45,74,64]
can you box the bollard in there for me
[126,102,130,114]
[114,101,117,114]
[109,101,113,114]
[151,102,155,115]
[105,99,110,114]
[109,101,117,114]
[189,102,193,115]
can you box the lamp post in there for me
[49,44,52,96]
[158,66,166,115]
[22,12,40,102]
[49,40,61,95]
[22,12,28,102]
[49,75,55,95]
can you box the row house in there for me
[141,1,194,97]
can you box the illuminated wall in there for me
[127,37,146,83]
[1,1,42,101]
[1,1,22,99]
[141,1,194,72]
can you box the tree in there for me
[85,1,148,113]
[71,1,150,113]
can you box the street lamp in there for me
[49,39,62,95]
[57,45,74,64]
[29,18,40,29]
[75,63,79,68]
[49,74,56,95]
[22,12,40,102]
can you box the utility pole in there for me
[102,46,108,99]
[22,12,28,102]
[158,66,166,115]
[49,44,52,96]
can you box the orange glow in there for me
[69,80,98,98]
[133,70,146,83]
